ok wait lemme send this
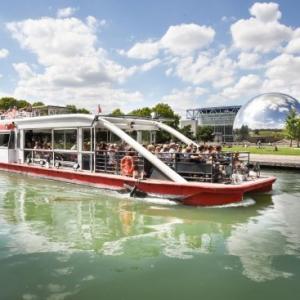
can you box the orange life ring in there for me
[120,156,134,176]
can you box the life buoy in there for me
[120,156,134,176]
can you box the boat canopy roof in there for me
[0,114,197,146]
[3,114,159,131]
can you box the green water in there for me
[0,170,300,300]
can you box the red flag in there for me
[97,104,102,114]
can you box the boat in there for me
[0,110,276,206]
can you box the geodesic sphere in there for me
[233,93,300,130]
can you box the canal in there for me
[0,169,299,300]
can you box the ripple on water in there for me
[0,169,300,299]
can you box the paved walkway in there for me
[250,154,300,168]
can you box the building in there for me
[186,105,241,142]
[30,105,69,116]
[179,119,198,135]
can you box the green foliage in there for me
[196,126,214,142]
[0,97,89,114]
[152,103,180,128]
[32,101,45,107]
[76,108,90,114]
[238,125,250,141]
[127,103,180,143]
[0,97,18,110]
[66,105,89,114]
[285,109,299,147]
[179,125,194,140]
[0,97,30,110]
[296,118,300,148]
[129,107,152,117]
[152,103,180,143]
[110,108,124,116]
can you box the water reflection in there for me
[0,170,300,283]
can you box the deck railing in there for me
[23,148,252,183]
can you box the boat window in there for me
[54,152,78,168]
[82,153,93,171]
[24,130,52,149]
[0,133,10,147]
[110,132,122,143]
[54,129,77,150]
[82,128,92,152]
[96,129,108,143]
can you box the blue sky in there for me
[1,0,300,115]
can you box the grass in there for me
[223,145,300,156]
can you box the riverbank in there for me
[250,154,300,169]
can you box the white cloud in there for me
[0,48,9,58]
[249,2,281,23]
[221,16,236,22]
[286,38,300,54]
[231,2,292,52]
[237,52,262,69]
[139,58,161,72]
[285,29,300,54]
[160,23,215,56]
[262,53,300,98]
[126,40,160,60]
[125,23,215,59]
[221,74,262,100]
[265,53,300,82]
[160,86,207,116]
[174,49,236,88]
[57,7,77,18]
[6,16,144,111]
[13,63,35,79]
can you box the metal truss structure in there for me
[186,106,241,142]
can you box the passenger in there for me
[169,143,176,154]
[231,164,247,184]
[160,144,172,162]
[33,141,41,149]
[107,145,116,171]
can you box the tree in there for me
[152,103,181,143]
[66,104,89,114]
[32,101,45,107]
[179,125,194,140]
[0,97,18,110]
[296,118,300,148]
[129,107,152,117]
[285,109,298,147]
[239,125,250,141]
[0,97,31,110]
[110,108,124,116]
[152,103,180,128]
[77,107,90,114]
[196,126,214,142]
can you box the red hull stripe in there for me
[0,163,276,206]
